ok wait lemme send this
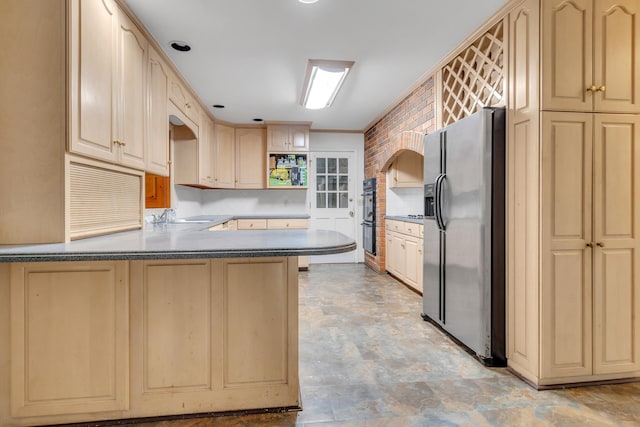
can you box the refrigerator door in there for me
[422,131,442,324]
[441,109,494,358]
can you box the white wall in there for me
[201,189,307,215]
[385,182,423,216]
[309,132,365,263]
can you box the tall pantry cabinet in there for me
[507,0,640,386]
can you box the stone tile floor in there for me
[134,264,640,427]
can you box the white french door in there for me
[308,151,357,263]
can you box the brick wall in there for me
[364,77,437,272]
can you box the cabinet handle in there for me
[113,140,120,145]
[586,85,597,92]
[596,242,604,247]
[597,86,606,92]
[586,242,593,248]
[120,140,126,146]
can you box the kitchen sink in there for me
[169,218,213,224]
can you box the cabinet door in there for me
[70,0,118,162]
[404,235,421,291]
[541,112,593,379]
[199,117,215,187]
[10,261,129,417]
[146,46,170,176]
[169,76,199,126]
[235,128,265,188]
[130,260,215,411]
[289,125,309,151]
[267,125,291,151]
[592,114,640,374]
[593,0,640,113]
[390,233,406,279]
[115,10,146,170]
[542,0,593,112]
[213,124,235,188]
[390,151,424,188]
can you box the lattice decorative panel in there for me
[441,21,505,127]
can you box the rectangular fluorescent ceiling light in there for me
[300,59,354,109]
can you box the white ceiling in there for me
[124,0,508,131]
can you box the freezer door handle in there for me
[434,174,446,231]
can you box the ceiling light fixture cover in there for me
[301,60,354,110]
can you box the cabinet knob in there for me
[586,242,593,248]
[596,242,604,247]
[597,86,606,92]
[586,85,597,92]
[120,140,126,146]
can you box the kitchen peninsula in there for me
[0,222,355,426]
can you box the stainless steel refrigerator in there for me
[421,107,506,366]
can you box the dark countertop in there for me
[0,216,354,263]
[385,215,425,225]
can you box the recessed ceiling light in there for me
[212,104,225,109]
[170,41,191,52]
[253,118,264,122]
[299,0,319,3]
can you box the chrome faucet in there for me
[153,208,175,223]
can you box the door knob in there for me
[349,211,354,217]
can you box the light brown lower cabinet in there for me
[0,257,299,426]
[539,112,640,383]
[508,111,640,386]
[225,218,309,269]
[385,219,423,293]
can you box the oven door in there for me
[363,192,375,222]
[362,221,376,255]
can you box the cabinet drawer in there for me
[386,219,404,233]
[386,219,422,238]
[237,219,267,230]
[404,223,420,237]
[267,218,308,229]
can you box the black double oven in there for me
[362,178,376,255]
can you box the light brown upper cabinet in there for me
[211,126,265,189]
[198,115,215,188]
[235,128,266,189]
[267,124,309,152]
[146,46,170,176]
[389,150,424,188]
[212,124,236,188]
[169,73,200,127]
[173,113,215,189]
[69,0,147,169]
[542,0,640,113]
